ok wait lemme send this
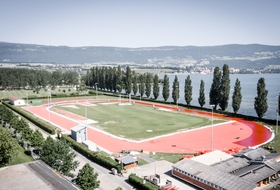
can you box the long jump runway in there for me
[24,100,273,154]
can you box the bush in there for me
[61,134,122,172]
[128,174,160,190]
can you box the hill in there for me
[0,42,280,69]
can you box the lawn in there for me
[0,88,89,100]
[54,102,225,140]
[8,144,34,166]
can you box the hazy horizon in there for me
[1,0,280,48]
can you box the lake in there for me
[156,74,280,120]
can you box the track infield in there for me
[24,98,273,154]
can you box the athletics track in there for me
[24,99,273,154]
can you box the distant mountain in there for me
[0,42,280,69]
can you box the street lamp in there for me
[210,104,215,151]
[175,85,179,109]
[85,101,88,125]
[95,83,98,100]
[48,92,51,122]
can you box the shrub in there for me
[128,174,160,190]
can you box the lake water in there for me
[156,74,280,120]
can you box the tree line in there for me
[0,68,79,90]
[0,65,270,118]
[85,64,269,118]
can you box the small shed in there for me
[115,155,138,170]
[71,125,87,143]
[9,97,25,106]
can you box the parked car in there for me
[32,148,41,155]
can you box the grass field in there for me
[54,102,224,140]
[8,145,34,166]
[0,89,89,100]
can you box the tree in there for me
[198,80,205,108]
[254,77,268,118]
[30,129,45,147]
[145,73,152,98]
[125,66,132,94]
[219,64,231,111]
[153,74,160,100]
[184,75,192,105]
[132,75,138,96]
[209,67,222,110]
[77,163,100,190]
[139,74,145,98]
[40,137,79,177]
[172,75,180,105]
[162,75,170,102]
[232,78,242,113]
[115,65,123,93]
[0,127,18,167]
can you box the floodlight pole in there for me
[48,93,50,122]
[210,105,215,151]
[85,101,87,125]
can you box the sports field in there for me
[54,102,224,140]
[23,97,273,154]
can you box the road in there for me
[28,122,134,190]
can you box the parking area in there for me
[125,160,198,190]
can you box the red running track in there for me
[24,100,273,154]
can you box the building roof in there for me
[233,148,270,160]
[0,160,78,190]
[265,158,280,171]
[173,159,256,190]
[212,157,250,173]
[191,150,233,165]
[232,163,265,177]
[240,166,276,183]
[9,96,22,101]
[71,124,86,132]
[116,156,137,165]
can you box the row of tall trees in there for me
[0,68,79,90]
[86,64,269,118]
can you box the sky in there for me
[1,0,280,48]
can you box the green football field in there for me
[54,102,223,140]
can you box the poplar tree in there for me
[162,74,170,102]
[172,75,179,105]
[254,77,268,118]
[125,66,132,94]
[145,73,152,98]
[153,74,160,99]
[132,75,138,96]
[198,80,205,108]
[219,64,231,111]
[139,74,145,98]
[77,163,100,190]
[184,75,192,105]
[232,78,242,113]
[209,67,222,110]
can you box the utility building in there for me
[71,125,87,143]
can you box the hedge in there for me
[2,102,56,134]
[128,173,160,190]
[61,134,122,173]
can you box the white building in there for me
[9,97,25,106]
